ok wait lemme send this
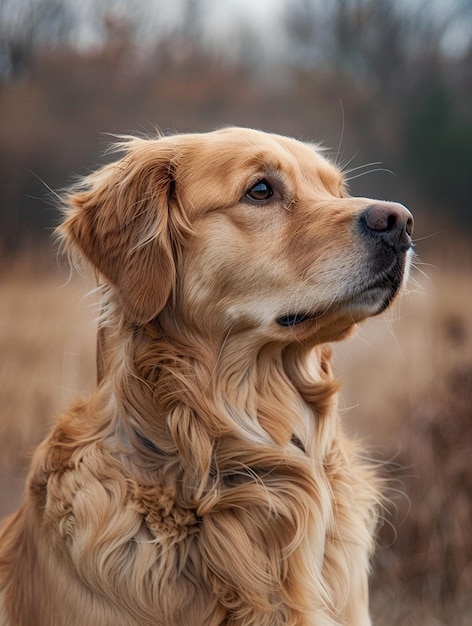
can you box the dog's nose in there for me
[359,202,414,252]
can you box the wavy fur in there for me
[0,127,413,625]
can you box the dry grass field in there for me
[1,243,471,625]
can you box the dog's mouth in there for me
[276,260,407,328]
[276,311,322,327]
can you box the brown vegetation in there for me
[0,255,96,514]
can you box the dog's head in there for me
[60,127,413,344]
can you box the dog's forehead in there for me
[178,128,342,197]
[205,128,328,170]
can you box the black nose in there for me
[359,202,414,252]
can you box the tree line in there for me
[1,0,471,251]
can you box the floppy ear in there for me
[59,137,191,324]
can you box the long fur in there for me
[0,127,413,625]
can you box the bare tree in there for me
[283,0,472,94]
[0,0,74,78]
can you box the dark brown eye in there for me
[245,180,273,202]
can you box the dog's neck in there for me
[97,315,340,489]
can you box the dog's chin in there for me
[345,279,403,318]
[275,274,404,342]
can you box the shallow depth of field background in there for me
[1,1,471,624]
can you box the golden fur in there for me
[0,127,414,625]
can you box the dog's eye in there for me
[245,180,273,202]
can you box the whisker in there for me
[410,262,433,284]
[334,99,346,167]
[342,161,383,176]
[334,150,361,173]
[345,167,396,182]
[412,230,442,243]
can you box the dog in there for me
[0,127,414,625]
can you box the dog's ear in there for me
[60,137,192,324]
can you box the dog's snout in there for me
[360,202,414,251]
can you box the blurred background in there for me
[0,0,471,623]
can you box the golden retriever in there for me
[0,127,414,625]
